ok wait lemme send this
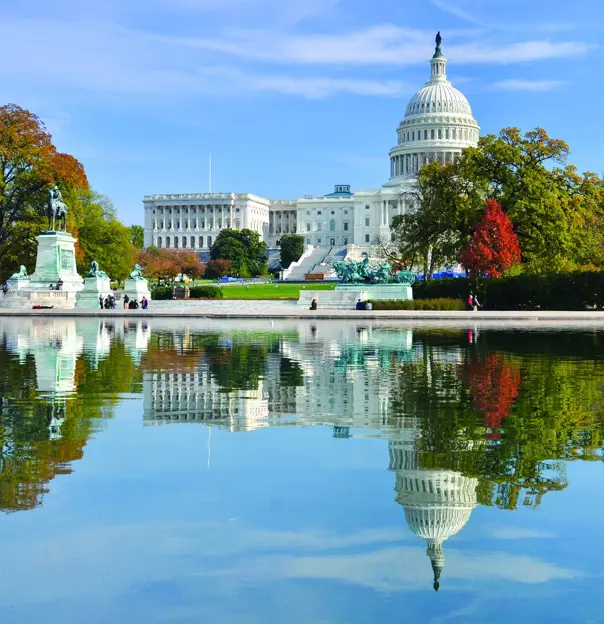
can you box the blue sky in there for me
[2,0,602,225]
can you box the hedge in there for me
[367,298,466,311]
[413,271,604,310]
[189,285,223,299]
[151,285,223,300]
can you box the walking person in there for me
[99,294,104,310]
[472,294,481,312]
[141,296,148,310]
[123,294,130,310]
[467,293,474,311]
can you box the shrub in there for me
[150,286,172,300]
[189,285,223,299]
[412,271,604,310]
[368,298,466,311]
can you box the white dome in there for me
[405,83,473,118]
[386,33,480,185]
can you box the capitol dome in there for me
[387,33,480,184]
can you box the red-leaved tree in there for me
[459,199,521,277]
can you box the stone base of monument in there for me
[0,232,84,309]
[298,284,413,309]
[123,278,151,304]
[75,276,113,309]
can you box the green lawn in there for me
[218,283,337,300]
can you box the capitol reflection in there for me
[1,318,602,591]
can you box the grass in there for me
[218,283,337,300]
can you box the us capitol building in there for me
[143,34,480,256]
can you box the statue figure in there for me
[436,31,442,47]
[10,265,29,280]
[86,260,109,279]
[47,185,68,231]
[129,264,145,280]
[335,258,416,285]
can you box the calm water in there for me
[0,318,603,623]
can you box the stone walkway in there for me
[1,298,604,322]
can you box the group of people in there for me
[49,280,63,291]
[356,299,373,311]
[468,293,481,311]
[99,294,148,310]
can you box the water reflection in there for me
[0,318,603,594]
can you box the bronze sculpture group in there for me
[333,258,416,286]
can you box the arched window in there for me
[174,238,179,248]
[199,236,204,248]
[207,236,212,247]
[182,237,187,248]
[438,129,442,139]
[329,219,336,231]
[452,128,456,140]
[190,236,195,248]
[166,236,171,248]
[157,237,162,248]
[446,128,449,139]
[424,130,428,140]
[431,129,435,140]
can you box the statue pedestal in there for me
[0,231,84,309]
[75,276,113,309]
[123,277,151,304]
[298,284,413,309]
[7,277,30,291]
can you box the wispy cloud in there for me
[429,0,489,27]
[163,26,593,66]
[493,79,568,92]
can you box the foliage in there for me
[459,199,521,278]
[414,271,604,310]
[150,286,172,300]
[387,127,604,275]
[279,233,305,269]
[0,104,88,277]
[210,228,267,277]
[75,190,135,281]
[219,283,336,300]
[189,285,223,299]
[137,247,204,283]
[129,225,144,248]
[205,259,232,279]
[367,298,466,311]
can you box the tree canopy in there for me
[210,228,267,277]
[280,233,305,269]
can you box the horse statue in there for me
[47,186,68,231]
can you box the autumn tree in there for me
[0,104,88,276]
[205,259,232,279]
[136,247,204,282]
[459,199,521,278]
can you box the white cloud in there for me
[163,26,593,66]
[493,79,568,92]
[429,0,489,27]
[489,527,555,540]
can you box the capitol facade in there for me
[143,35,480,256]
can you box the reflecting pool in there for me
[0,318,603,623]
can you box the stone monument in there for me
[123,264,151,304]
[75,261,113,309]
[298,259,416,309]
[0,186,84,309]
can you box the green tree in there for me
[129,225,144,248]
[279,233,305,269]
[210,228,267,277]
[76,190,135,280]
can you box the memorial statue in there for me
[129,264,145,280]
[10,265,29,280]
[334,259,416,286]
[436,31,442,47]
[434,31,443,58]
[86,260,109,279]
[47,185,68,231]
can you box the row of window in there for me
[398,127,477,144]
[153,206,238,214]
[155,219,237,230]
[156,236,213,249]
[305,220,352,232]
